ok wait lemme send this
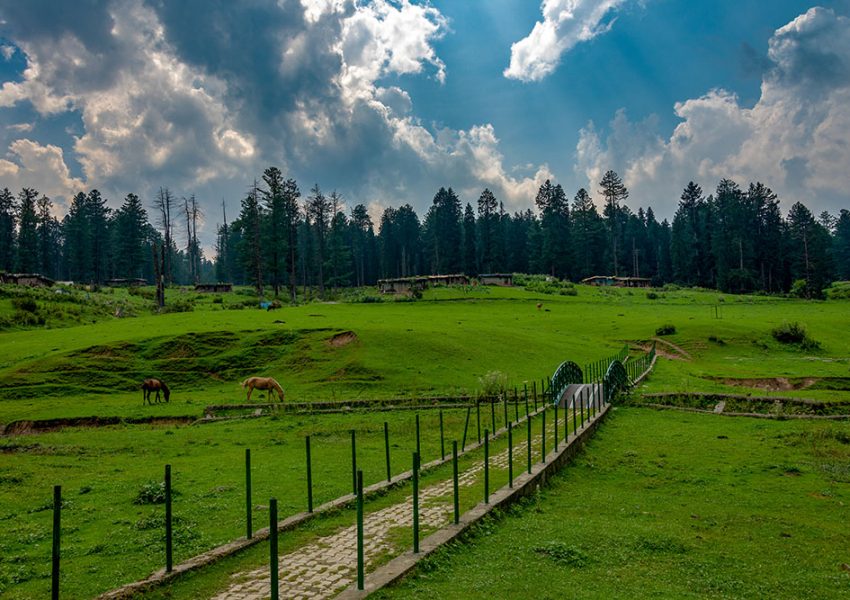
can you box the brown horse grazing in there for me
[241,377,285,402]
[142,378,170,404]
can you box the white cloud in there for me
[574,7,850,217]
[0,44,14,60]
[505,0,629,82]
[7,122,34,132]
[0,139,85,209]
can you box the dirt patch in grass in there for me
[328,330,358,348]
[638,338,692,361]
[716,377,818,392]
[1,416,195,436]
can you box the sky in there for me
[1,0,849,253]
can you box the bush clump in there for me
[133,480,174,505]
[646,291,658,300]
[771,321,821,350]
[478,370,508,397]
[11,297,38,313]
[655,324,676,336]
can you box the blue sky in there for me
[1,0,849,251]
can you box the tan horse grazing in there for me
[142,378,170,404]
[241,377,285,402]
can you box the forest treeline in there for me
[1,167,848,298]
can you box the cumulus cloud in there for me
[505,0,629,82]
[575,7,850,217]
[0,139,85,210]
[0,0,551,249]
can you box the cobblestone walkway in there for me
[210,436,528,600]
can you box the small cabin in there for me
[0,273,54,287]
[195,283,233,293]
[106,278,147,287]
[479,273,513,286]
[377,277,427,294]
[426,274,470,287]
[581,275,651,288]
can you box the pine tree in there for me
[113,193,149,279]
[350,204,375,287]
[462,203,476,275]
[15,188,39,273]
[262,167,287,297]
[239,182,264,296]
[476,189,499,274]
[36,195,58,278]
[306,184,332,297]
[834,210,850,281]
[425,187,462,275]
[0,188,15,272]
[787,202,832,298]
[598,170,629,276]
[535,180,570,278]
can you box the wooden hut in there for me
[0,273,54,287]
[195,283,233,293]
[479,273,513,286]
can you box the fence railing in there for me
[46,345,658,599]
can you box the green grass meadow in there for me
[1,283,849,597]
[374,408,850,599]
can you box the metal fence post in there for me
[270,498,279,600]
[462,406,470,451]
[541,407,546,462]
[412,452,420,553]
[356,470,364,590]
[245,450,252,540]
[554,402,559,452]
[384,421,391,482]
[350,430,357,496]
[52,485,61,600]
[484,429,489,504]
[508,424,513,488]
[527,415,532,474]
[452,441,459,525]
[415,414,421,460]
[439,410,445,460]
[165,464,173,571]
[306,436,313,513]
[490,400,496,436]
[503,396,508,429]
[476,400,481,444]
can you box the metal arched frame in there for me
[550,360,584,406]
[604,360,630,404]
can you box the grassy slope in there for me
[375,408,850,599]
[1,285,849,423]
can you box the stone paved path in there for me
[210,429,545,600]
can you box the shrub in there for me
[771,321,821,350]
[212,296,223,304]
[655,324,676,336]
[11,297,38,313]
[478,370,508,397]
[133,481,167,505]
[646,291,658,300]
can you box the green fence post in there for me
[350,430,357,496]
[484,429,490,504]
[476,400,481,444]
[439,410,445,461]
[165,464,173,572]
[412,452,420,553]
[541,407,546,462]
[245,449,252,540]
[490,401,496,437]
[462,406,470,451]
[452,441,459,525]
[524,388,529,417]
[270,498,279,600]
[306,436,313,513]
[503,396,508,429]
[573,391,577,437]
[52,485,61,600]
[554,401,559,452]
[356,470,364,590]
[532,380,537,403]
[580,389,585,429]
[508,423,513,488]
[384,421,391,482]
[527,415,532,474]
[514,393,519,422]
[415,414,421,460]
